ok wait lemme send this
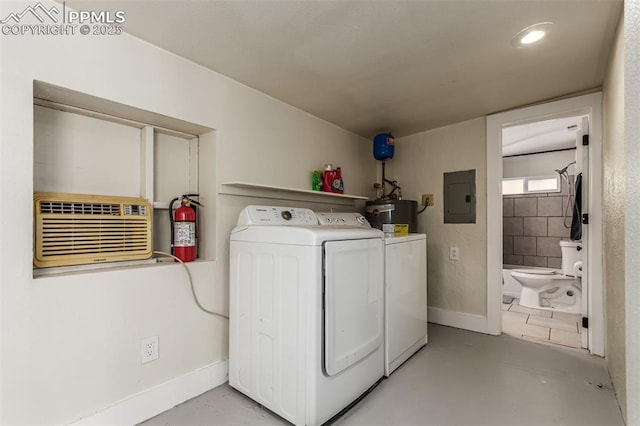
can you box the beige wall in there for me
[624,2,640,424]
[389,118,487,315]
[503,150,575,178]
[602,12,626,421]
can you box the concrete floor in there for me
[141,324,624,426]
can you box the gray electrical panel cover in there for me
[444,169,476,223]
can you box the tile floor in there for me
[142,324,624,426]
[502,298,583,349]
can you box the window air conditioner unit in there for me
[34,192,152,268]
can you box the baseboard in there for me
[428,306,489,334]
[71,360,228,425]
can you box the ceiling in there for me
[63,0,622,140]
[502,114,587,157]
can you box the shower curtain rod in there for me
[503,147,576,159]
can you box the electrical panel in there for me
[444,169,476,224]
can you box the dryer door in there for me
[323,238,384,377]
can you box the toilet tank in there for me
[560,240,582,276]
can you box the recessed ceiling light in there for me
[521,30,545,44]
[511,22,554,48]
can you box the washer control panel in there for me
[237,206,318,226]
[316,212,371,228]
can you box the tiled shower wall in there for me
[503,177,573,268]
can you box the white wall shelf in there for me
[219,181,368,206]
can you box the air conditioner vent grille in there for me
[34,192,152,268]
[40,201,121,215]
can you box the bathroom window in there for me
[502,175,560,195]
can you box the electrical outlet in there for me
[421,193,435,207]
[449,247,460,261]
[141,336,159,364]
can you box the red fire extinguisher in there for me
[169,194,201,262]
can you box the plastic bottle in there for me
[323,164,337,192]
[311,170,323,191]
[334,167,344,193]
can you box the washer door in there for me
[323,238,383,377]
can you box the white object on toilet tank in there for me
[560,240,582,276]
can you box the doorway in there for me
[501,114,587,349]
[486,93,604,356]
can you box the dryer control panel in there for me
[316,212,371,228]
[237,205,318,226]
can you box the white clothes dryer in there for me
[384,233,428,376]
[229,206,385,426]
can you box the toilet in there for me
[510,241,583,313]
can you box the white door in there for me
[323,238,384,377]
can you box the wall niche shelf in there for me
[219,182,369,206]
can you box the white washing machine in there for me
[229,206,385,426]
[384,233,428,376]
